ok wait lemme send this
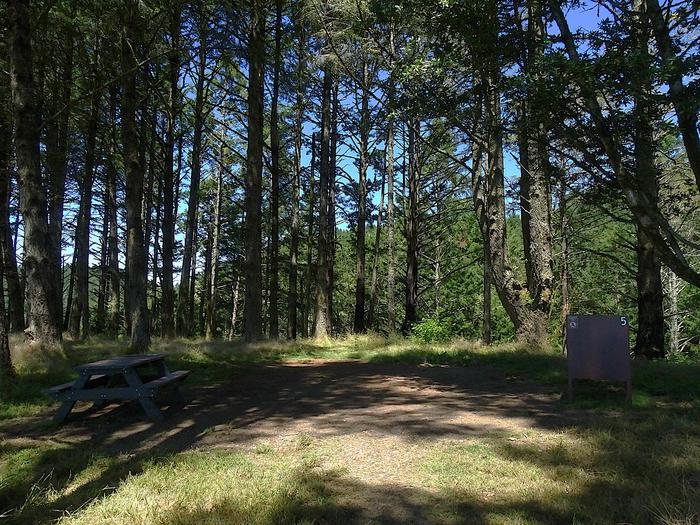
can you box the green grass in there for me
[1,335,699,524]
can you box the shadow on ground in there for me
[1,351,699,524]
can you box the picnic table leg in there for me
[54,374,90,423]
[54,400,76,423]
[137,397,165,422]
[123,368,165,422]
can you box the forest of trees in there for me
[0,0,699,380]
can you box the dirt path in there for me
[3,361,623,524]
[1,361,585,455]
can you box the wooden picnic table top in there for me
[75,353,165,373]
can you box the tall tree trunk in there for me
[513,0,554,342]
[328,81,338,330]
[8,0,62,345]
[228,275,241,340]
[244,0,266,342]
[188,233,198,330]
[632,0,664,358]
[520,0,554,342]
[45,26,74,326]
[206,168,223,340]
[402,118,419,333]
[288,10,305,340]
[468,2,551,345]
[0,245,14,387]
[141,109,155,267]
[313,68,333,339]
[96,201,108,334]
[69,76,102,340]
[353,58,370,333]
[122,0,150,352]
[269,0,282,339]
[558,176,570,346]
[0,84,16,370]
[367,168,386,329]
[150,175,162,334]
[472,64,538,344]
[517,102,533,292]
[483,238,492,345]
[199,218,212,336]
[302,133,316,338]
[386,43,396,332]
[0,81,24,333]
[665,269,681,355]
[177,6,207,336]
[161,1,180,339]
[64,254,75,332]
[644,0,700,192]
[106,88,121,335]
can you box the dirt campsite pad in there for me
[1,358,699,524]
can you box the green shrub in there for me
[412,318,452,344]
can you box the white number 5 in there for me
[620,317,628,326]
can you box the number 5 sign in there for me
[565,315,632,401]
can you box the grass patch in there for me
[421,416,700,524]
[56,451,347,525]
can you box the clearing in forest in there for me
[1,338,699,524]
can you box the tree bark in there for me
[483,238,492,345]
[313,68,333,339]
[558,176,570,347]
[161,1,180,339]
[522,0,554,336]
[0,80,16,384]
[665,269,681,355]
[302,133,316,338]
[244,0,266,342]
[471,30,543,345]
[0,244,15,387]
[45,25,74,326]
[328,81,338,330]
[206,165,223,340]
[269,0,282,339]
[367,167,386,329]
[122,0,150,352]
[353,58,370,333]
[228,275,241,340]
[150,174,162,334]
[288,10,305,340]
[8,0,63,345]
[95,197,108,334]
[386,33,396,333]
[177,5,208,336]
[512,0,554,343]
[69,73,102,340]
[632,0,664,358]
[200,217,212,336]
[0,80,24,333]
[106,88,121,335]
[402,118,419,334]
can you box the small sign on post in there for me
[565,315,631,401]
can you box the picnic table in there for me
[46,353,190,423]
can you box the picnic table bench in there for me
[46,353,190,423]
